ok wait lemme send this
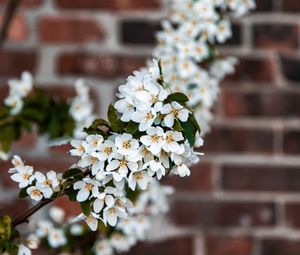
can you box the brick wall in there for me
[1,0,300,255]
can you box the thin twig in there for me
[0,0,23,48]
[12,198,54,227]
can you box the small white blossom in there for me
[115,134,139,157]
[161,102,189,127]
[74,178,100,202]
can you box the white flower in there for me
[110,233,133,252]
[82,135,104,154]
[10,166,34,188]
[8,71,33,97]
[18,244,31,255]
[35,170,60,191]
[91,140,117,162]
[114,98,135,122]
[70,98,93,122]
[161,102,189,127]
[35,220,53,238]
[11,155,24,170]
[128,170,150,191]
[73,178,100,202]
[93,191,115,214]
[131,108,157,131]
[140,127,165,155]
[163,131,184,153]
[48,228,67,248]
[0,150,9,161]
[85,213,99,231]
[26,234,40,249]
[70,139,85,157]
[78,155,104,175]
[94,240,113,255]
[143,159,166,180]
[106,154,139,182]
[27,185,52,201]
[70,224,84,236]
[103,204,127,227]
[4,95,23,115]
[49,207,65,223]
[172,163,191,177]
[115,134,139,157]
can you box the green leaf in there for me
[18,187,29,198]
[107,104,125,132]
[3,241,18,255]
[80,201,92,216]
[0,216,12,241]
[173,120,184,132]
[67,188,78,202]
[180,121,196,146]
[165,92,189,104]
[63,168,83,179]
[92,119,110,129]
[125,121,139,135]
[189,114,201,133]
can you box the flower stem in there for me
[12,198,54,227]
[0,0,23,48]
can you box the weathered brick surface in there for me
[1,2,300,255]
[222,165,300,192]
[38,16,104,44]
[171,199,275,227]
[261,239,300,255]
[206,237,253,255]
[55,0,161,11]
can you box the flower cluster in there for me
[4,71,33,116]
[68,60,202,230]
[153,0,255,134]
[22,180,172,255]
[69,79,95,139]
[9,156,62,201]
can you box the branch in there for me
[0,0,23,48]
[12,198,53,227]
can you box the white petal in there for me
[105,195,115,207]
[76,189,90,202]
[93,199,104,213]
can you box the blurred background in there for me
[1,0,300,254]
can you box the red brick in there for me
[223,89,300,118]
[125,237,193,255]
[163,163,213,191]
[262,239,300,255]
[222,165,300,192]
[0,0,42,8]
[55,0,161,11]
[204,125,274,154]
[280,55,300,82]
[283,130,300,155]
[253,24,299,51]
[282,0,300,12]
[11,131,37,150]
[57,53,147,78]
[206,237,253,255]
[53,196,82,218]
[171,199,275,227]
[38,16,104,44]
[121,20,159,45]
[0,15,28,42]
[0,199,29,219]
[225,57,275,83]
[0,50,36,77]
[255,0,273,12]
[285,203,300,228]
